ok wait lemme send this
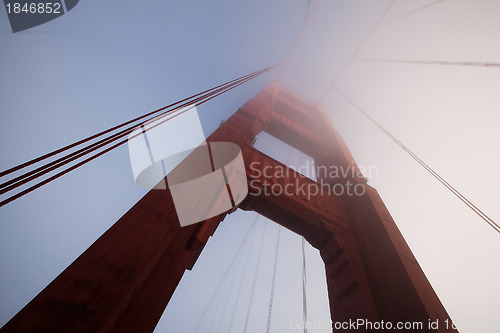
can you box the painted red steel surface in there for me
[0,83,457,332]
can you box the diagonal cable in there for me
[318,0,396,104]
[0,69,267,195]
[276,0,322,81]
[379,0,447,25]
[0,65,278,207]
[335,89,500,235]
[355,58,500,68]
[0,68,268,178]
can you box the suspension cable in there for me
[0,69,265,195]
[379,0,447,26]
[226,220,258,333]
[266,225,282,333]
[318,0,396,104]
[304,0,312,26]
[298,151,308,332]
[355,58,500,68]
[242,219,268,333]
[276,0,321,82]
[211,267,237,333]
[0,81,243,206]
[0,67,269,178]
[301,236,308,333]
[205,268,233,333]
[208,228,254,333]
[191,217,259,333]
[0,65,278,207]
[335,89,500,235]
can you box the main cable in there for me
[0,70,267,206]
[318,0,396,104]
[335,89,500,235]
[0,72,259,199]
[0,68,268,178]
[0,68,268,195]
[0,65,278,207]
[304,0,312,27]
[355,58,500,68]
[379,0,447,26]
[276,0,321,82]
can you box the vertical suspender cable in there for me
[298,150,309,332]
[191,217,259,333]
[243,220,268,333]
[206,266,237,333]
[301,237,308,333]
[226,221,258,333]
[266,226,282,333]
[209,222,257,333]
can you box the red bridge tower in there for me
[1,83,457,332]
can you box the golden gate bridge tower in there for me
[0,83,457,332]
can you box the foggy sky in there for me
[1,1,499,332]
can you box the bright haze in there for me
[0,1,499,332]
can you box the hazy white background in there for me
[1,0,499,332]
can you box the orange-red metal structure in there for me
[0,84,457,332]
